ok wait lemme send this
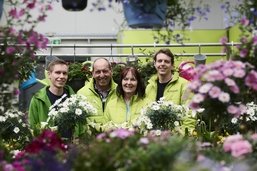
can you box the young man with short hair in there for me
[29,59,74,133]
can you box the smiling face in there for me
[122,70,138,97]
[48,64,68,89]
[92,58,112,91]
[154,52,173,78]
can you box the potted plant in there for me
[67,62,92,92]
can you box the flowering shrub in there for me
[0,108,32,149]
[46,94,97,138]
[0,0,52,84]
[189,60,257,134]
[134,98,189,132]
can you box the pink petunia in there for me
[231,140,252,158]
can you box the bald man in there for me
[77,58,117,125]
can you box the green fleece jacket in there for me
[146,72,195,134]
[104,95,150,124]
[145,72,189,105]
[77,78,117,124]
[28,85,74,131]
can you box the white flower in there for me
[174,121,179,126]
[151,105,160,111]
[0,116,6,122]
[40,122,48,129]
[231,117,238,124]
[75,108,83,116]
[154,130,162,136]
[13,127,20,134]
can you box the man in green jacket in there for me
[145,48,195,134]
[29,59,74,134]
[77,58,117,125]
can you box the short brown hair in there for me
[47,58,68,72]
[153,48,174,64]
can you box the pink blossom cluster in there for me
[96,128,135,142]
[0,0,52,83]
[223,134,252,158]
[188,60,257,118]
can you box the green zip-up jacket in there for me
[77,78,117,124]
[145,72,189,105]
[28,85,74,132]
[104,95,151,124]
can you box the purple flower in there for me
[6,47,16,54]
[245,70,257,91]
[240,17,250,26]
[239,48,248,58]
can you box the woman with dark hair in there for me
[104,66,150,124]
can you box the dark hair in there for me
[92,58,111,72]
[47,58,68,72]
[116,66,145,98]
[153,48,174,64]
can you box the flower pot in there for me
[67,78,86,93]
[122,0,167,28]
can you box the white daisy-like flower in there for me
[174,121,179,126]
[75,108,83,116]
[231,117,238,124]
[13,127,20,134]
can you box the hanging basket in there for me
[122,0,167,28]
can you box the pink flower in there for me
[240,17,250,26]
[192,93,205,103]
[230,85,240,94]
[220,36,228,45]
[227,105,239,115]
[8,8,25,19]
[231,140,252,158]
[222,68,233,76]
[209,86,221,98]
[223,134,243,152]
[218,92,230,103]
[245,70,257,91]
[225,78,236,86]
[110,128,134,139]
[139,137,149,145]
[239,48,248,58]
[6,47,16,54]
[199,83,213,93]
[233,69,245,78]
[253,35,257,46]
